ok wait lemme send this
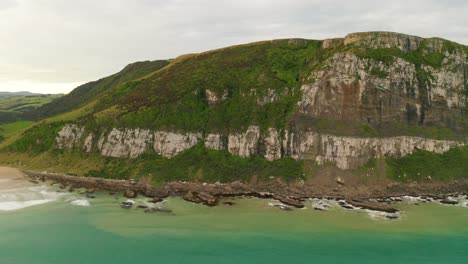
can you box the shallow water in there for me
[1,182,468,263]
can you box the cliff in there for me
[55,124,463,170]
[4,31,468,182]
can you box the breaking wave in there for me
[0,185,66,211]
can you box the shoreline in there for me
[20,168,468,211]
[0,166,31,191]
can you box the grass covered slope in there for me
[87,39,324,132]
[24,60,170,121]
[386,146,468,181]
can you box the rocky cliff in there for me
[298,32,467,132]
[7,31,468,179]
[55,124,464,170]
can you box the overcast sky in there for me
[0,0,467,94]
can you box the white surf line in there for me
[0,185,68,211]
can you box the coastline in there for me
[2,168,468,264]
[20,168,468,210]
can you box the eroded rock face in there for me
[101,128,153,158]
[205,89,228,105]
[289,131,463,169]
[56,125,202,159]
[344,32,423,51]
[82,133,94,153]
[55,124,464,170]
[298,51,467,129]
[205,89,219,105]
[153,131,201,158]
[264,128,282,161]
[55,124,85,149]
[228,126,261,157]
[204,134,226,150]
[256,88,287,105]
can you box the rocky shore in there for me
[23,170,468,213]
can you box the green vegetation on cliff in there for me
[86,144,304,183]
[356,146,468,182]
[386,146,468,181]
[7,122,64,153]
[92,39,323,132]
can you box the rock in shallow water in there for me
[120,200,135,209]
[273,195,304,208]
[124,189,137,198]
[348,201,399,213]
[144,207,173,214]
[183,191,218,206]
[440,198,458,205]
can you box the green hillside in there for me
[0,94,62,124]
[23,36,467,136]
[23,60,170,121]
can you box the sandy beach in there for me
[0,166,29,190]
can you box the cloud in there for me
[0,0,467,94]
[0,0,17,11]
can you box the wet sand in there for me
[0,166,29,190]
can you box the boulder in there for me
[385,214,400,220]
[197,192,218,206]
[348,201,399,213]
[85,188,96,194]
[120,201,134,209]
[144,207,173,214]
[440,198,458,205]
[182,191,218,206]
[274,195,304,208]
[124,189,137,198]
[149,197,163,203]
[269,202,293,211]
[336,177,345,185]
[183,191,202,204]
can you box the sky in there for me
[0,0,467,94]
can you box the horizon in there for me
[1,0,467,94]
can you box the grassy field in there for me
[0,121,34,138]
[0,94,62,124]
[0,121,35,149]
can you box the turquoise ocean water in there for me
[1,183,467,264]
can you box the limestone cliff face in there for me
[343,32,424,52]
[287,131,463,169]
[55,124,464,170]
[56,125,201,159]
[227,126,261,157]
[299,49,466,129]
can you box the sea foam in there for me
[70,199,90,207]
[0,185,65,211]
